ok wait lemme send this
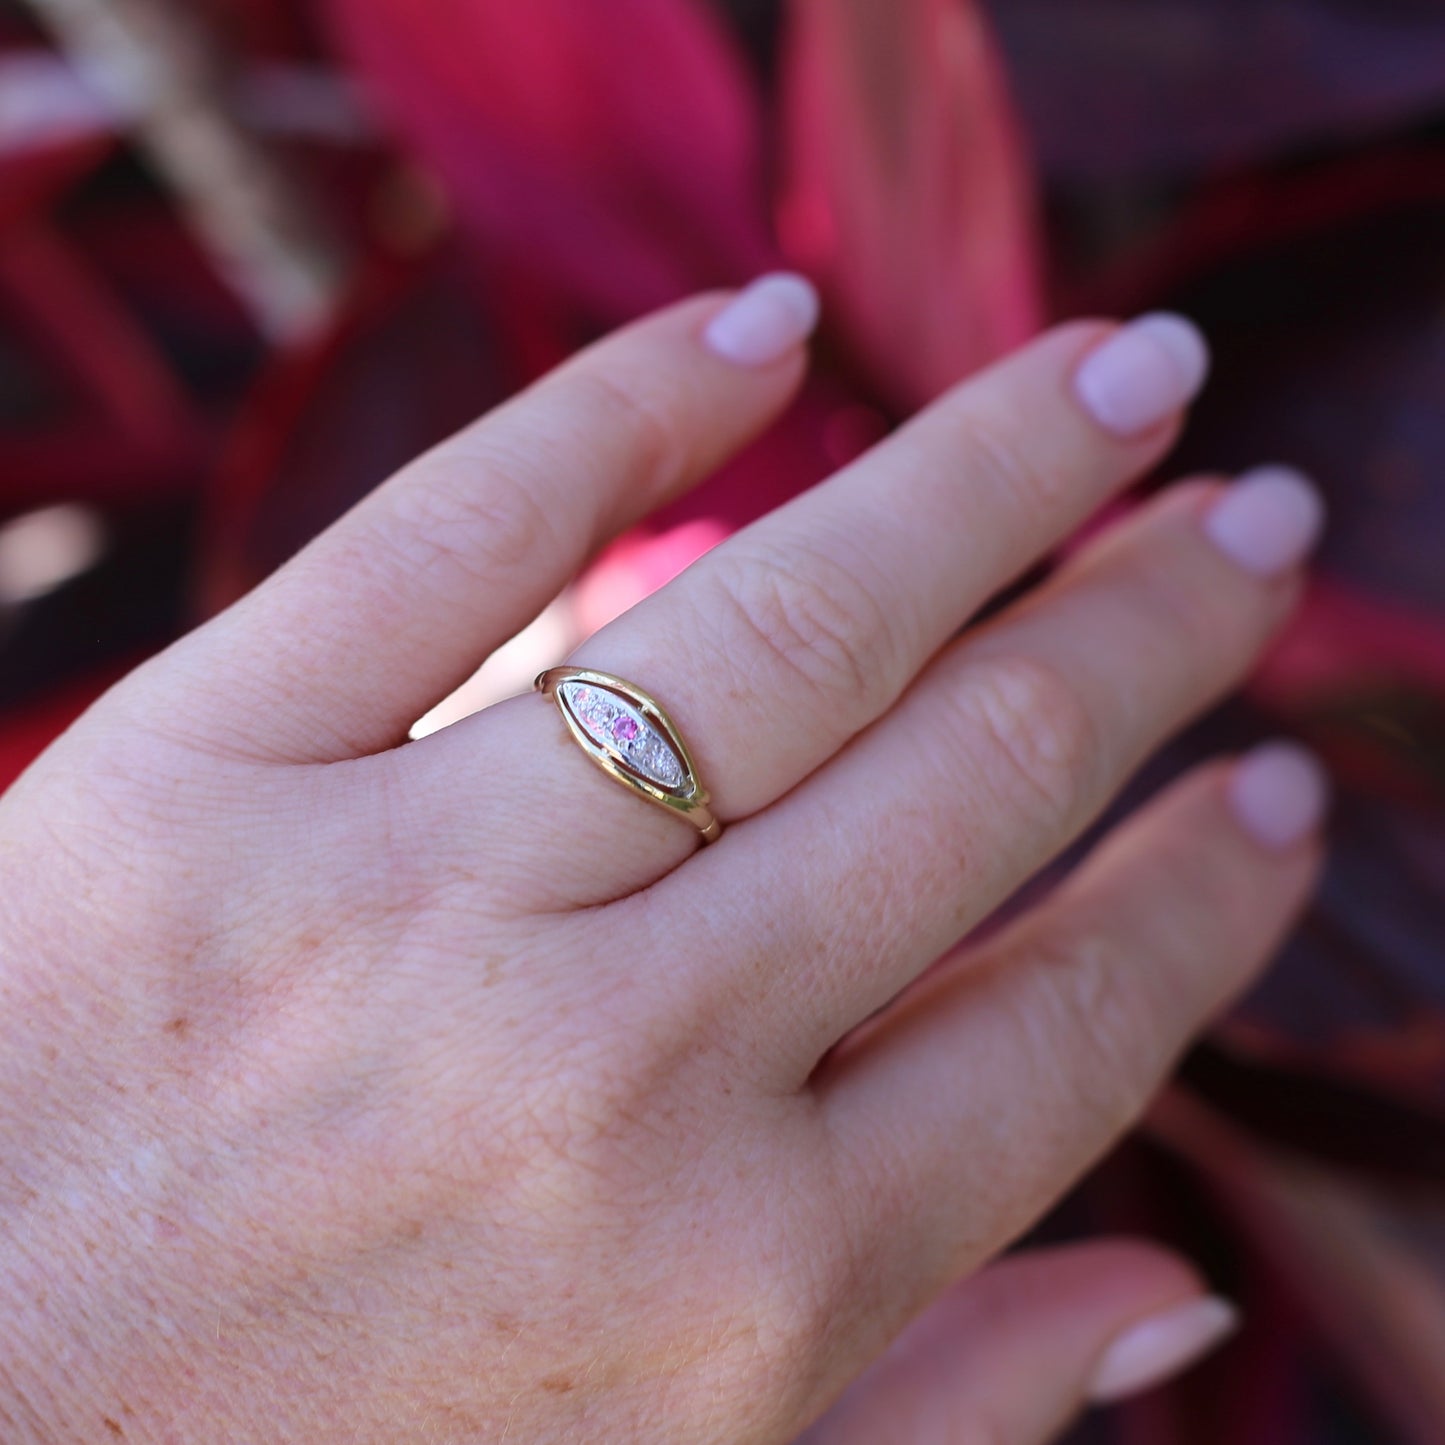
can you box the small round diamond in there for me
[643,740,685,789]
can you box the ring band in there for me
[535,667,722,844]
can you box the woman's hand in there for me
[0,277,1326,1443]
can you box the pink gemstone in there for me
[612,716,640,743]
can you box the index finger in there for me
[129,279,819,764]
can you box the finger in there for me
[800,1241,1237,1445]
[817,750,1327,1329]
[137,277,819,763]
[413,314,1209,905]
[689,466,1323,1072]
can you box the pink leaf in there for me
[319,0,776,321]
[778,0,1045,408]
[1260,581,1445,702]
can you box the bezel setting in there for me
[535,666,715,834]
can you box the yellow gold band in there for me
[535,667,721,844]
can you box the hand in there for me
[0,277,1326,1442]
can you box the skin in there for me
[0,292,1321,1443]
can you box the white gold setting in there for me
[559,681,688,793]
[535,666,721,844]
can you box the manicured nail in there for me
[1088,1297,1240,1404]
[1205,467,1326,578]
[1074,313,1211,437]
[1229,742,1331,852]
[702,273,821,367]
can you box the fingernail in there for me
[1088,1296,1240,1404]
[1229,742,1331,852]
[1205,466,1326,578]
[1074,313,1211,436]
[702,273,821,367]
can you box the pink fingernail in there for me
[1229,742,1331,852]
[1088,1296,1239,1404]
[1074,313,1211,436]
[1205,467,1326,578]
[702,273,821,367]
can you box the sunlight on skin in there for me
[410,518,731,738]
[409,592,580,738]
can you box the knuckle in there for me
[957,409,1064,528]
[709,539,899,710]
[432,1057,637,1221]
[553,366,683,497]
[953,654,1097,827]
[739,1205,873,1417]
[1020,929,1159,1136]
[381,449,569,585]
[454,993,702,1216]
[753,1128,891,1361]
[1128,550,1227,670]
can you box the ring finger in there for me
[413,313,1211,907]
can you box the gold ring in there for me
[535,667,722,844]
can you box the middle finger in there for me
[678,467,1322,1083]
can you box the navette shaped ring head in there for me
[535,667,722,844]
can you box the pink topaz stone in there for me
[557,680,688,791]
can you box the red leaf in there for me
[0,211,201,510]
[1262,581,1445,703]
[778,0,1044,408]
[1,222,195,453]
[319,0,776,321]
[199,249,511,611]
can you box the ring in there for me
[535,667,722,844]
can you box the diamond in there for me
[641,739,685,788]
[569,686,613,737]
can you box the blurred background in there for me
[0,1,1441,1439]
